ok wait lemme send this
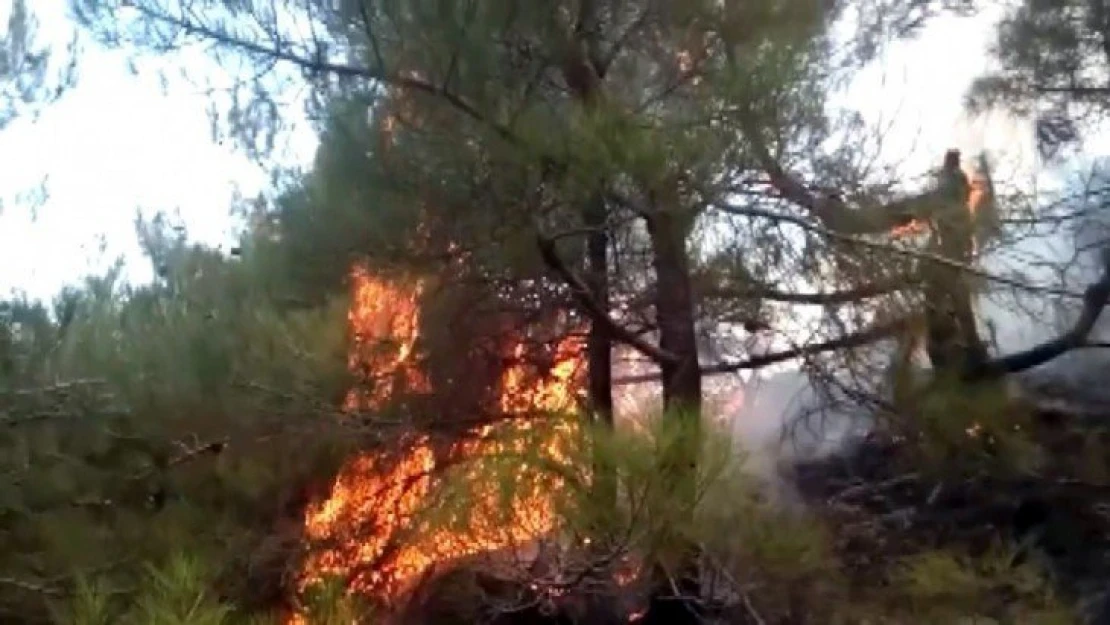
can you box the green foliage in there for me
[390,409,1074,623]
[0,232,1082,624]
[908,377,1045,478]
[0,217,358,624]
[50,553,244,625]
[0,0,76,132]
[889,547,1073,623]
[39,216,354,415]
[11,2,1102,622]
[123,553,232,625]
[49,576,117,625]
[970,0,1110,158]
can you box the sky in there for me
[0,1,317,302]
[0,2,1071,306]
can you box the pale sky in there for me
[0,1,318,302]
[0,2,1072,305]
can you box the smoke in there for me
[721,184,1110,502]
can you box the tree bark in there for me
[584,193,614,426]
[559,3,612,425]
[647,211,703,414]
[583,191,619,520]
[558,3,621,557]
[923,151,990,378]
[642,209,703,625]
[563,9,701,618]
[922,263,989,377]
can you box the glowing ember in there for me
[890,219,929,238]
[295,267,586,613]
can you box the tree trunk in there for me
[584,193,614,425]
[583,191,619,520]
[642,209,702,625]
[922,269,989,377]
[648,212,702,413]
[558,16,618,519]
[923,197,989,378]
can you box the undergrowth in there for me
[1,222,1087,624]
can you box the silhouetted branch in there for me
[122,2,526,148]
[973,249,1110,378]
[700,278,912,306]
[613,318,909,385]
[741,122,937,235]
[536,232,677,365]
[712,202,1089,300]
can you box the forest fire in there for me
[888,162,991,240]
[340,265,431,410]
[292,152,993,620]
[294,265,586,614]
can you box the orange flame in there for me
[889,219,929,238]
[342,265,430,410]
[295,267,586,616]
[888,165,989,241]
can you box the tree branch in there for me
[535,232,678,364]
[594,5,652,77]
[710,202,1089,301]
[702,318,907,375]
[739,119,938,235]
[973,249,1110,378]
[126,3,529,150]
[613,318,909,385]
[1033,85,1110,97]
[700,278,912,306]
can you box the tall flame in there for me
[342,266,431,410]
[295,266,585,615]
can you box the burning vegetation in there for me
[295,265,589,614]
[341,265,431,411]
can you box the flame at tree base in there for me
[297,414,584,605]
[291,267,589,619]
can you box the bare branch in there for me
[535,232,678,365]
[741,124,936,235]
[704,317,908,374]
[700,278,913,306]
[710,202,1089,301]
[594,4,651,77]
[124,3,527,148]
[974,249,1110,378]
[613,318,910,385]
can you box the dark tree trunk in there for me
[559,9,611,422]
[923,193,989,378]
[584,193,614,425]
[583,192,619,519]
[558,23,620,522]
[642,210,703,625]
[647,213,702,413]
[922,269,989,377]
